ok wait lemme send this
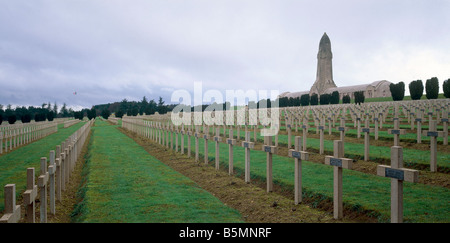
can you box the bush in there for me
[47,111,55,121]
[101,109,111,120]
[443,79,450,98]
[319,93,330,105]
[7,114,17,124]
[409,80,424,100]
[354,91,365,105]
[0,114,2,125]
[278,97,288,107]
[74,111,84,120]
[389,81,405,101]
[330,91,340,104]
[87,108,97,120]
[34,112,46,122]
[131,106,138,116]
[310,94,318,106]
[115,110,124,118]
[425,77,439,99]
[21,113,32,123]
[300,94,310,106]
[342,95,351,104]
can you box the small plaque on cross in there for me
[330,157,342,167]
[427,131,439,137]
[390,129,400,135]
[227,138,235,145]
[385,167,404,180]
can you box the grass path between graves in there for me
[0,122,86,212]
[215,126,450,172]
[71,119,243,223]
[118,125,350,223]
[173,132,450,223]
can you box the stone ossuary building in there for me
[279,33,392,100]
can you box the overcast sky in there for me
[1,0,449,110]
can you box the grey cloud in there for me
[0,0,449,110]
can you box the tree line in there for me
[0,102,74,125]
[89,96,176,120]
[3,78,447,125]
[275,90,364,108]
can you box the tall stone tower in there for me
[310,32,337,95]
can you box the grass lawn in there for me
[0,122,86,211]
[71,119,243,223]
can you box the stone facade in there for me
[325,80,392,99]
[310,32,337,96]
[280,33,392,100]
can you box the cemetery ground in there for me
[0,122,85,213]
[69,119,244,223]
[118,126,343,223]
[119,118,449,223]
[71,119,338,223]
[1,114,449,223]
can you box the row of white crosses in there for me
[63,119,81,128]
[346,104,447,171]
[139,110,314,202]
[137,103,442,208]
[0,121,58,154]
[1,120,93,223]
[322,139,419,222]
[290,100,448,170]
[150,106,436,223]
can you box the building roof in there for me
[278,90,310,98]
[279,80,391,98]
[325,80,390,94]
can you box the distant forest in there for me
[93,96,176,118]
[0,102,73,125]
[2,90,362,125]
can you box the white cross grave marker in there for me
[324,140,353,219]
[23,168,38,223]
[214,127,222,170]
[288,136,309,204]
[227,128,236,175]
[388,117,406,146]
[0,184,21,223]
[38,157,49,223]
[422,120,444,172]
[360,121,374,162]
[203,127,210,165]
[262,135,277,192]
[377,146,418,223]
[242,131,254,183]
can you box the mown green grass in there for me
[174,132,450,222]
[72,119,242,223]
[0,122,86,211]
